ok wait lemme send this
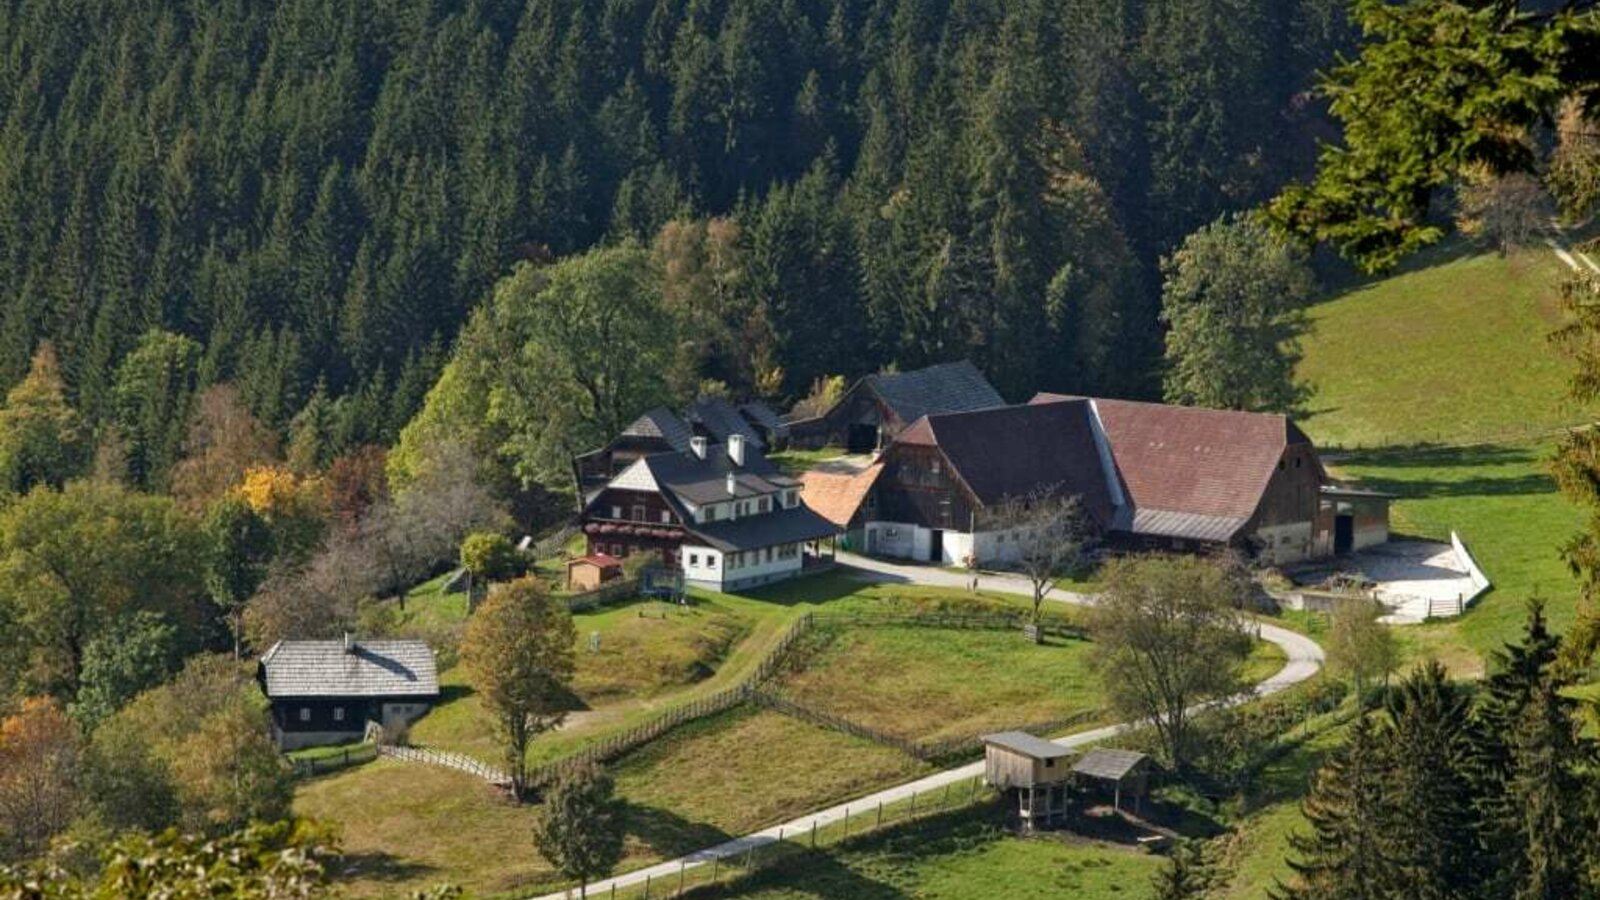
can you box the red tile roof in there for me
[569,553,624,569]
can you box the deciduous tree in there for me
[1160,216,1314,414]
[0,698,78,859]
[462,579,577,798]
[981,487,1092,636]
[1324,598,1399,701]
[0,344,87,495]
[532,762,625,897]
[1088,554,1253,770]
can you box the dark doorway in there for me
[929,529,944,563]
[1334,515,1354,555]
[847,423,878,454]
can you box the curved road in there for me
[528,554,1323,900]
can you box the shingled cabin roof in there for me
[897,400,1116,526]
[620,407,695,453]
[1072,748,1150,782]
[260,639,440,699]
[638,444,800,508]
[1032,394,1311,542]
[864,361,1005,426]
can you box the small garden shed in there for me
[567,553,624,591]
[1072,747,1151,813]
[981,731,1073,830]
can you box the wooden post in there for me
[677,861,685,896]
[644,875,651,899]
[876,801,883,829]
[909,791,916,818]
[943,783,950,808]
[811,821,817,848]
[711,856,719,885]
[843,808,850,841]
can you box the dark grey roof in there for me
[687,505,840,552]
[621,407,695,452]
[688,397,765,449]
[1072,748,1149,781]
[739,401,788,436]
[866,361,1004,425]
[982,731,1073,761]
[260,639,440,699]
[643,446,799,507]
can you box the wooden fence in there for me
[380,744,511,786]
[811,609,1086,641]
[527,613,819,787]
[565,577,642,613]
[288,743,379,778]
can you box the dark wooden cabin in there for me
[259,636,440,750]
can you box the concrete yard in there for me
[1287,540,1482,623]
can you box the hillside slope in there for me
[1297,244,1590,449]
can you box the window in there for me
[706,505,719,522]
[660,510,671,524]
[765,547,773,563]
[708,555,718,569]
[333,707,345,723]
[689,553,700,566]
[299,707,311,723]
[1044,758,1055,768]
[759,497,770,513]
[1295,457,1303,468]
[931,460,941,475]
[632,505,646,522]
[610,505,622,519]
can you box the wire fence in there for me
[571,775,1003,900]
[810,609,1086,640]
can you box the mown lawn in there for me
[409,596,760,766]
[612,706,932,857]
[297,708,933,898]
[713,803,1162,900]
[1297,243,1590,450]
[777,625,1286,743]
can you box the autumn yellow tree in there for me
[0,698,78,857]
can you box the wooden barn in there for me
[857,393,1390,567]
[785,361,1005,453]
[982,731,1074,830]
[258,635,439,750]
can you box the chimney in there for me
[728,433,746,467]
[343,632,355,654]
[726,472,737,497]
[690,436,707,459]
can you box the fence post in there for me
[909,791,916,818]
[811,821,817,849]
[678,861,685,897]
[644,874,651,899]
[711,855,719,885]
[843,807,850,841]
[876,801,883,829]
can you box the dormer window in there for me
[660,510,671,524]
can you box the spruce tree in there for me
[1380,661,1481,900]
[1276,716,1395,900]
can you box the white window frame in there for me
[299,707,311,723]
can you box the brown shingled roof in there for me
[906,401,1116,527]
[1032,393,1304,528]
[800,461,884,527]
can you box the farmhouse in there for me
[578,433,839,591]
[258,635,440,750]
[861,394,1387,567]
[786,360,1006,452]
[573,398,790,498]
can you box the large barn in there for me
[857,393,1387,567]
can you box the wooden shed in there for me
[1072,747,1152,813]
[982,731,1073,830]
[567,553,624,591]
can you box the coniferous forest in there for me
[0,0,1351,455]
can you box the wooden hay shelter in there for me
[567,553,624,591]
[1072,747,1151,814]
[981,731,1073,830]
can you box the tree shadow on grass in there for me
[336,851,440,887]
[1336,444,1556,500]
[622,801,737,859]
